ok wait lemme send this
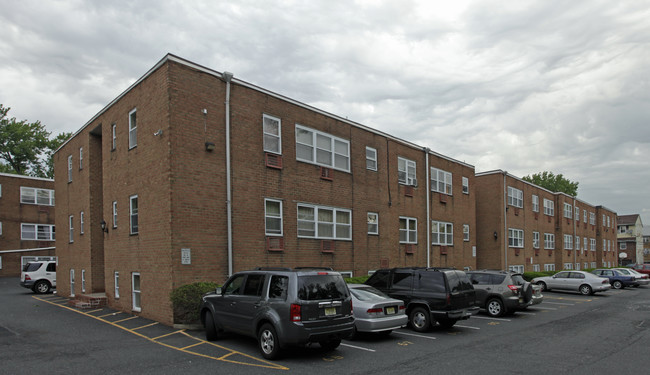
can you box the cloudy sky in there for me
[2,0,649,230]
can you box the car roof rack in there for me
[252,267,292,271]
[293,266,334,271]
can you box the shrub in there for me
[345,275,370,284]
[523,271,556,281]
[170,282,219,324]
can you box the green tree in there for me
[0,104,71,178]
[522,171,579,196]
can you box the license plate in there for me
[385,307,396,315]
[324,307,336,316]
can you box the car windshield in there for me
[298,275,348,300]
[350,286,391,302]
[23,263,42,272]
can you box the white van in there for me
[20,260,57,294]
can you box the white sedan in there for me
[614,268,650,286]
[532,270,610,295]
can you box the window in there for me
[602,214,606,226]
[431,167,452,194]
[295,125,350,171]
[367,212,379,235]
[112,123,117,150]
[507,187,523,208]
[132,272,141,312]
[114,272,120,299]
[564,263,573,270]
[589,212,595,225]
[20,224,55,241]
[79,147,83,169]
[544,264,555,271]
[67,155,72,182]
[509,265,524,273]
[603,239,606,251]
[70,269,75,297]
[607,216,611,227]
[575,236,580,250]
[508,228,524,248]
[112,201,117,228]
[583,209,587,223]
[583,237,587,250]
[533,232,540,249]
[80,211,84,234]
[590,238,596,251]
[463,224,470,242]
[574,206,579,220]
[264,199,283,236]
[431,221,453,245]
[462,177,469,194]
[20,187,55,206]
[297,204,351,240]
[69,215,74,243]
[366,147,377,171]
[532,195,539,212]
[544,199,554,216]
[81,269,86,293]
[608,240,611,252]
[620,242,627,250]
[129,108,137,149]
[0,222,2,236]
[263,114,281,154]
[563,234,573,250]
[533,264,540,272]
[130,195,138,235]
[544,233,555,249]
[563,203,572,219]
[590,262,596,269]
[399,217,418,244]
[398,157,416,185]
[0,183,2,197]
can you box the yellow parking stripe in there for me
[152,330,184,340]
[132,322,159,331]
[114,316,139,323]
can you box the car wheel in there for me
[537,281,548,291]
[612,281,623,289]
[437,317,457,329]
[320,339,341,351]
[204,313,218,341]
[34,280,51,294]
[579,284,593,295]
[486,298,505,317]
[348,325,358,340]
[409,307,430,332]
[258,323,281,360]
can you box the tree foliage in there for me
[522,171,579,196]
[0,104,71,178]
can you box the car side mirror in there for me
[216,287,223,295]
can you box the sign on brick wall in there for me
[181,248,191,265]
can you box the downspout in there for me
[223,71,234,277]
[503,171,508,270]
[424,147,431,268]
[573,197,577,268]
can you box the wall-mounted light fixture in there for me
[205,142,216,151]
[493,231,498,240]
[101,220,109,233]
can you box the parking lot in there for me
[1,276,649,374]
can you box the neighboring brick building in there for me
[53,54,478,325]
[475,171,618,272]
[0,172,56,277]
[617,214,643,265]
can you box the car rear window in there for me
[298,275,348,300]
[350,287,391,302]
[446,271,473,292]
[419,272,446,293]
[23,263,42,272]
[510,274,525,285]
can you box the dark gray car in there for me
[467,270,543,317]
[200,267,354,360]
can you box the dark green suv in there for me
[200,267,354,359]
[365,268,478,331]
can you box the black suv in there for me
[200,267,354,359]
[365,268,478,331]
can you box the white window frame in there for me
[366,147,377,171]
[398,157,417,186]
[114,271,120,299]
[532,195,539,212]
[533,264,540,272]
[431,220,453,246]
[509,265,524,273]
[544,233,555,250]
[112,201,117,228]
[533,231,540,249]
[564,263,573,270]
[463,224,470,242]
[295,124,350,172]
[583,209,587,223]
[20,223,55,241]
[590,262,596,269]
[79,147,83,169]
[130,195,138,235]
[129,108,137,149]
[574,206,579,220]
[132,272,141,312]
[20,187,55,206]
[112,123,117,150]
[589,212,595,225]
[263,114,282,154]
[400,217,418,244]
[607,216,611,227]
[507,187,523,208]
[297,203,352,240]
[431,167,452,195]
[462,177,469,194]
[603,239,606,251]
[620,242,627,250]
[70,269,75,297]
[563,234,573,250]
[80,211,84,234]
[544,264,555,271]
[367,212,379,235]
[69,215,74,243]
[575,236,580,250]
[575,263,581,271]
[563,203,573,219]
[590,238,596,251]
[544,199,554,216]
[81,269,86,293]
[264,199,283,236]
[68,155,72,182]
[508,228,524,248]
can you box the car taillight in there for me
[399,305,406,310]
[367,308,383,317]
[290,304,301,322]
[317,272,328,275]
[603,279,609,284]
[507,285,519,294]
[446,293,451,305]
[25,275,31,281]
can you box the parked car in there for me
[365,267,478,332]
[20,261,57,294]
[467,270,543,317]
[630,264,650,275]
[347,284,407,338]
[614,268,650,286]
[592,269,638,289]
[200,267,354,360]
[532,270,610,295]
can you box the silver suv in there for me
[467,270,543,317]
[200,267,354,360]
[20,261,57,294]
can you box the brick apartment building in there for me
[53,54,478,325]
[0,173,56,277]
[475,171,618,272]
[617,214,644,265]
